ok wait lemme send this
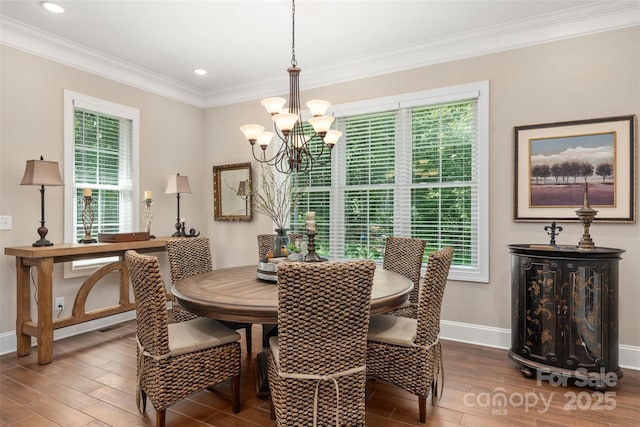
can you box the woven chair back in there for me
[416,246,454,347]
[124,250,170,357]
[383,237,426,305]
[257,234,275,261]
[166,237,212,284]
[288,232,304,245]
[277,261,376,374]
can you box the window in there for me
[291,81,489,282]
[63,91,140,274]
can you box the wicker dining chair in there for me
[125,250,241,427]
[257,234,275,261]
[382,236,426,319]
[267,261,376,426]
[367,246,453,423]
[166,237,253,352]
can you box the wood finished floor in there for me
[1,320,638,426]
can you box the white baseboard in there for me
[2,316,638,371]
[440,320,639,371]
[0,311,136,356]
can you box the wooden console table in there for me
[5,238,169,364]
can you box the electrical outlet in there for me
[0,216,11,230]
[55,297,64,311]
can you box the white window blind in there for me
[63,91,140,275]
[291,81,489,282]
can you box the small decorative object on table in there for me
[79,188,97,243]
[575,183,598,249]
[179,220,200,238]
[142,190,155,239]
[543,221,562,246]
[304,211,321,262]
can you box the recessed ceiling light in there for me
[41,2,65,14]
[193,68,208,76]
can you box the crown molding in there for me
[0,17,208,108]
[2,2,638,109]
[204,1,640,107]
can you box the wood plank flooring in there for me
[1,320,638,426]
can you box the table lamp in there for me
[20,156,64,246]
[165,173,192,237]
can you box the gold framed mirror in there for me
[213,162,252,221]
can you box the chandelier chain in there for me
[291,0,297,67]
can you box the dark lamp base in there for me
[79,238,97,244]
[33,239,53,247]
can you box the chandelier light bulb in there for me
[308,116,334,135]
[257,131,275,149]
[261,97,287,115]
[323,129,342,147]
[273,112,299,133]
[306,99,331,117]
[240,124,265,143]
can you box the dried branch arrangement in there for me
[251,163,306,230]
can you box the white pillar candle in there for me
[144,190,152,200]
[180,218,186,223]
[306,211,315,220]
[83,188,92,197]
[306,220,316,232]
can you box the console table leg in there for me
[36,258,54,364]
[15,257,32,357]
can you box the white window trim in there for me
[329,81,490,283]
[63,90,140,278]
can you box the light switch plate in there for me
[0,216,12,230]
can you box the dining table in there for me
[171,263,413,395]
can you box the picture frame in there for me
[514,115,636,222]
[213,162,253,222]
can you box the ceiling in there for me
[1,1,639,108]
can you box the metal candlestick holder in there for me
[173,220,187,237]
[79,195,97,243]
[304,231,322,262]
[575,183,598,249]
[143,199,155,239]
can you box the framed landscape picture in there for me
[514,115,636,222]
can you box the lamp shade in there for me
[236,180,248,196]
[165,174,192,194]
[20,158,64,186]
[257,131,275,148]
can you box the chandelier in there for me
[240,0,341,174]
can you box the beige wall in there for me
[1,27,638,350]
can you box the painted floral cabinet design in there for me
[508,244,624,388]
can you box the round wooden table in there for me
[172,263,412,396]
[171,264,413,325]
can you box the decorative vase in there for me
[274,228,289,258]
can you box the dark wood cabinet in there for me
[508,244,624,388]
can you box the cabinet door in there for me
[519,257,563,367]
[564,261,608,371]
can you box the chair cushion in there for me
[367,314,416,347]
[167,317,240,357]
